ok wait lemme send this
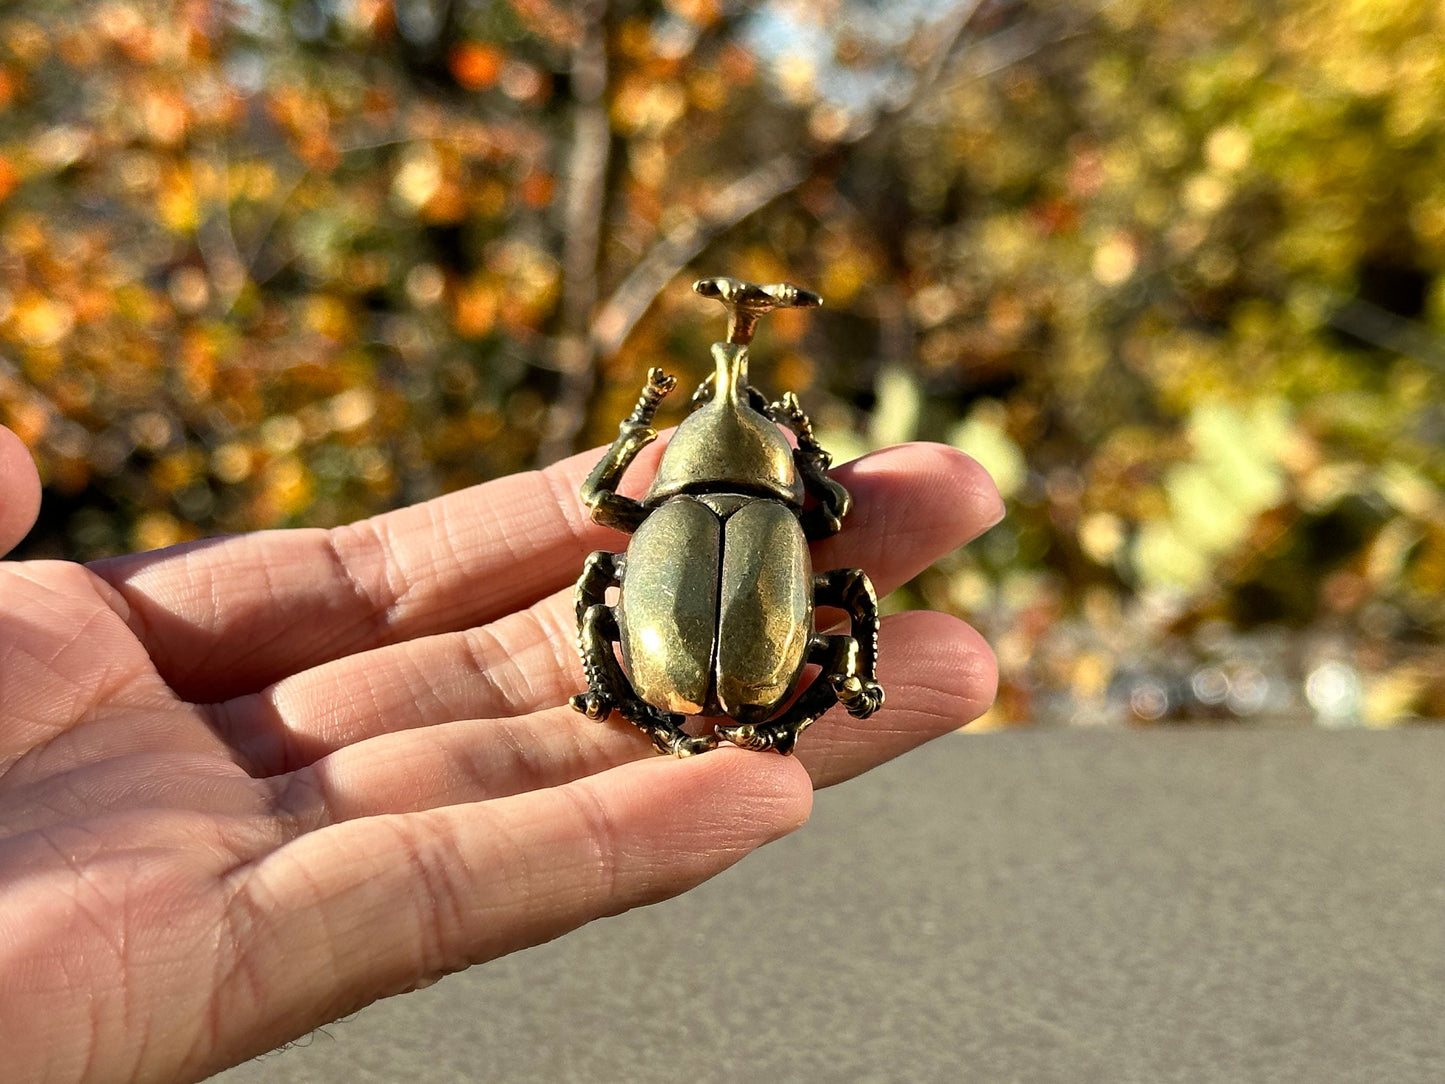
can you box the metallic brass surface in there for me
[579,367,675,533]
[570,275,885,756]
[647,343,801,506]
[714,499,813,720]
[696,493,750,518]
[692,276,822,345]
[616,496,719,715]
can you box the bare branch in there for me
[536,0,613,466]
[591,156,810,357]
[193,147,250,315]
[587,0,988,368]
[896,0,990,118]
[1328,293,1445,372]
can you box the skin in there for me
[0,423,1002,1083]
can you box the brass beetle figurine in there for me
[569,276,884,756]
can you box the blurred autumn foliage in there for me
[1,0,1441,724]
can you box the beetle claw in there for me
[714,721,798,755]
[569,691,613,720]
[714,722,758,749]
[646,367,677,395]
[833,676,885,718]
[653,730,717,757]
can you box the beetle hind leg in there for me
[570,562,715,757]
[714,567,884,755]
[714,634,860,755]
[814,567,884,717]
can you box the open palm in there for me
[0,425,999,1083]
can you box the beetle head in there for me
[643,276,821,507]
[646,341,803,506]
[644,276,826,505]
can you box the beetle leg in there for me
[573,550,621,623]
[768,392,851,541]
[797,457,852,542]
[571,551,627,720]
[767,391,823,455]
[570,593,717,758]
[654,727,718,757]
[814,567,885,718]
[579,367,675,534]
[715,567,885,753]
[570,601,622,720]
[714,634,858,755]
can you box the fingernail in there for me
[982,491,1006,530]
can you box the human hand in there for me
[0,424,1000,1082]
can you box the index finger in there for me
[0,425,41,557]
[90,441,647,701]
[93,439,1000,703]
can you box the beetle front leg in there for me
[570,598,717,758]
[579,367,676,534]
[769,392,851,541]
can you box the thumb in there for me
[0,425,41,556]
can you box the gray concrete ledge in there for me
[215,728,1445,1083]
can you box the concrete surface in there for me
[214,728,1445,1083]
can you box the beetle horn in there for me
[761,282,822,309]
[713,341,748,404]
[693,277,823,346]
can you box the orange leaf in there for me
[0,156,17,203]
[449,42,505,91]
[519,170,554,208]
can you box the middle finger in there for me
[261,608,997,832]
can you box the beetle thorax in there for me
[645,342,802,506]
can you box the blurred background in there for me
[0,0,1441,727]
